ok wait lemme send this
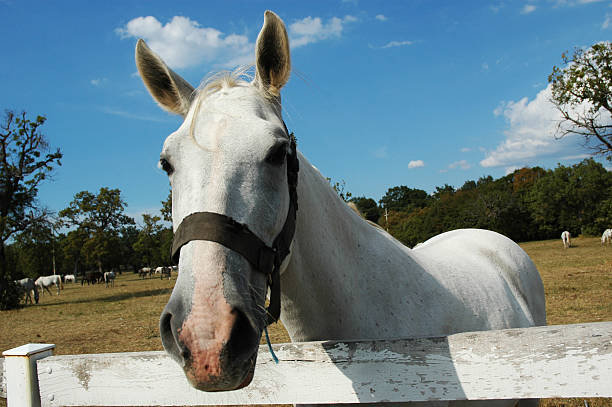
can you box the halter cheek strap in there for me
[171,133,298,326]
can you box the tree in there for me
[549,42,612,158]
[0,110,62,310]
[350,196,381,222]
[379,186,429,212]
[327,178,352,202]
[59,188,135,273]
[161,190,172,223]
[133,213,164,266]
[12,216,57,278]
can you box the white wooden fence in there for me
[1,322,611,407]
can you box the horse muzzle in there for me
[160,297,261,391]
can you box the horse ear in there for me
[135,39,195,116]
[254,11,291,97]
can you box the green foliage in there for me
[381,159,612,246]
[379,185,429,212]
[133,213,166,266]
[0,110,62,309]
[350,196,381,222]
[59,187,135,272]
[161,190,172,223]
[549,42,612,158]
[0,277,20,310]
[11,217,57,278]
[327,178,352,202]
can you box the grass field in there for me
[1,236,611,406]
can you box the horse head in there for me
[136,11,293,391]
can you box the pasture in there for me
[1,235,611,407]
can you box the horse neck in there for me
[280,153,410,341]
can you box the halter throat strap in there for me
[171,133,298,326]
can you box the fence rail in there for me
[2,322,611,406]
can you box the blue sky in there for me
[1,0,610,224]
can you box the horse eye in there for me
[159,158,174,175]
[265,142,288,166]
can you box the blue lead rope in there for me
[264,326,279,364]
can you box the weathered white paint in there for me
[6,322,604,407]
[2,344,55,407]
[1,357,6,398]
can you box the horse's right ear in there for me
[135,39,195,117]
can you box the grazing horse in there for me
[160,266,171,280]
[561,230,571,248]
[601,229,612,245]
[135,11,546,406]
[81,270,103,286]
[104,271,116,287]
[35,275,63,296]
[139,267,152,279]
[15,278,39,304]
[64,274,76,283]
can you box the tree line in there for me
[6,187,174,280]
[350,158,612,247]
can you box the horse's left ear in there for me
[254,11,291,97]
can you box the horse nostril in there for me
[181,347,191,361]
[226,309,259,363]
[160,309,186,364]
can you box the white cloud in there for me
[481,84,592,171]
[460,147,471,152]
[521,4,537,14]
[603,14,611,29]
[289,15,357,48]
[482,62,489,70]
[505,166,520,175]
[449,160,472,170]
[408,160,425,168]
[381,40,414,49]
[561,153,591,160]
[375,14,387,22]
[116,16,253,69]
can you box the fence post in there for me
[3,344,55,407]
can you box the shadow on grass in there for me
[34,288,172,308]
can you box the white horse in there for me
[35,275,63,296]
[136,11,545,406]
[561,230,571,248]
[15,278,39,304]
[601,229,612,245]
[104,271,116,288]
[64,274,76,283]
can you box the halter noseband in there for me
[171,132,298,326]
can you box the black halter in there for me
[171,132,298,326]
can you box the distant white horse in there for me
[154,266,164,274]
[601,229,612,245]
[15,278,39,304]
[64,274,76,283]
[561,230,571,248]
[35,275,63,296]
[104,271,116,288]
[136,12,546,407]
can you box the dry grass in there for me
[1,236,610,407]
